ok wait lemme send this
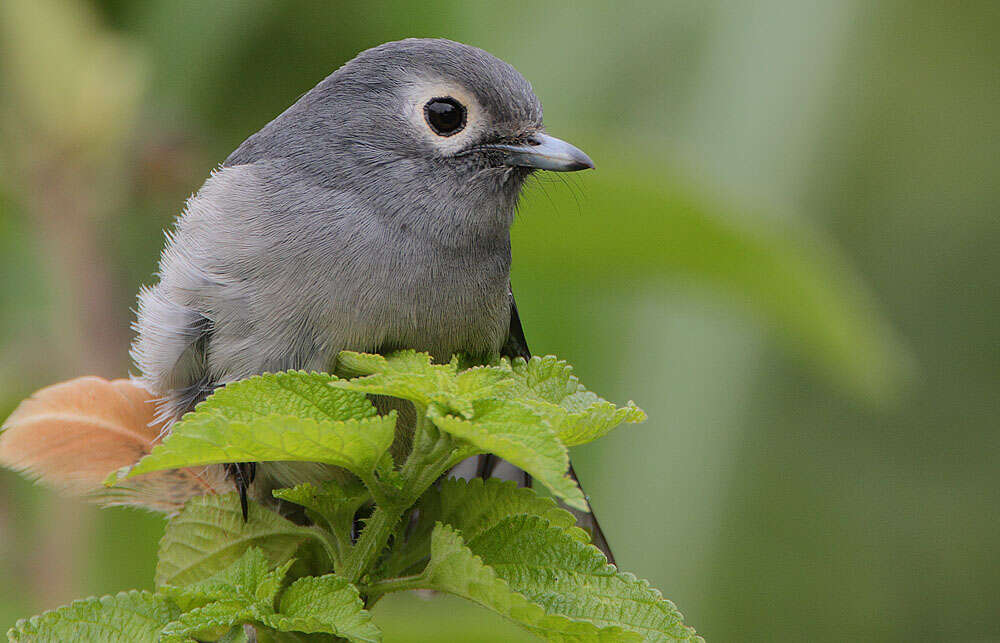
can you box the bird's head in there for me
[227,38,593,245]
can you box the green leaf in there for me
[7,590,182,643]
[422,523,637,642]
[160,548,292,612]
[432,477,587,540]
[385,478,588,578]
[427,399,586,510]
[333,351,513,419]
[194,371,376,423]
[333,350,457,409]
[468,515,702,642]
[105,371,394,486]
[160,548,380,642]
[111,411,395,484]
[261,575,381,642]
[156,493,311,588]
[272,478,370,535]
[503,355,647,446]
[161,600,257,642]
[216,626,252,643]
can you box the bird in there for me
[3,38,615,561]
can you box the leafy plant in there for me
[7,351,700,641]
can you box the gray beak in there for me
[487,133,595,172]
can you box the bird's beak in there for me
[487,133,595,172]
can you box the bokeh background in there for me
[1,1,997,641]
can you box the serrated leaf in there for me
[272,478,370,535]
[104,371,393,486]
[427,399,586,510]
[156,493,311,587]
[160,549,299,642]
[423,523,637,642]
[160,549,379,642]
[468,515,702,642]
[504,356,647,446]
[161,600,256,642]
[112,411,395,484]
[385,478,588,578]
[7,590,182,642]
[332,351,510,419]
[333,351,457,409]
[261,575,381,642]
[434,477,587,540]
[195,371,376,423]
[160,548,293,612]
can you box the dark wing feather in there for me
[501,290,532,361]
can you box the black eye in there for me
[424,97,467,136]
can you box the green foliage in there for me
[421,523,638,642]
[8,591,181,642]
[108,371,396,484]
[155,493,312,588]
[9,352,700,641]
[158,549,379,643]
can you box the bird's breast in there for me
[315,236,512,364]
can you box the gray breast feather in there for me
[132,162,513,422]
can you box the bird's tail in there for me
[0,376,228,513]
[565,463,616,565]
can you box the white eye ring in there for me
[405,80,481,154]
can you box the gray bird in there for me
[132,38,614,560]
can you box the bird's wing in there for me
[491,287,617,564]
[132,285,257,517]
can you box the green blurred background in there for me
[1,1,997,640]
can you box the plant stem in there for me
[341,503,404,583]
[361,574,427,603]
[340,407,455,584]
[305,526,342,570]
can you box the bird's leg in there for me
[224,462,257,521]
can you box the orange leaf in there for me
[0,377,226,513]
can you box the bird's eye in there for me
[424,97,467,136]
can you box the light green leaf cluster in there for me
[16,353,701,641]
[108,371,396,485]
[382,477,587,578]
[423,523,637,642]
[331,350,646,510]
[155,493,312,587]
[503,355,647,446]
[159,548,379,643]
[375,478,702,642]
[8,591,182,642]
[107,354,644,513]
[466,515,700,642]
[272,477,369,538]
